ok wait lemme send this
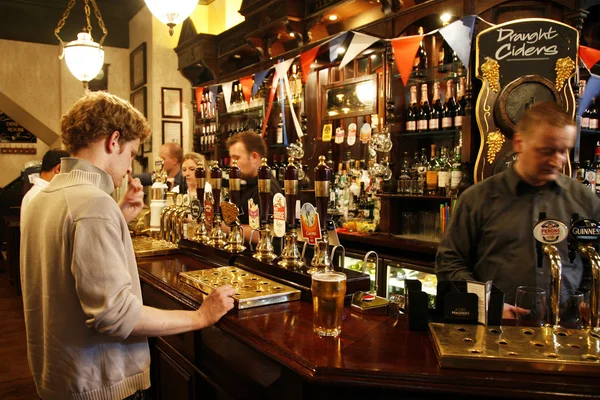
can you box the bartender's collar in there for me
[506,167,566,195]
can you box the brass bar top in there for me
[137,254,600,399]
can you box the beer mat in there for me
[179,266,301,309]
[220,202,240,225]
[132,236,179,258]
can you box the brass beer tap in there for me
[150,157,169,238]
[308,155,332,274]
[208,161,227,249]
[192,161,210,244]
[278,157,305,270]
[223,159,246,253]
[253,158,277,262]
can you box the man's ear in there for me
[513,132,523,153]
[250,151,262,163]
[106,130,121,154]
[53,164,61,175]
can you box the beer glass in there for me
[515,286,547,326]
[311,271,347,337]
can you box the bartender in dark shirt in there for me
[225,130,282,242]
[436,102,600,319]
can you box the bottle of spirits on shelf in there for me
[580,80,590,130]
[458,77,467,112]
[413,26,428,76]
[455,79,465,129]
[589,98,599,131]
[406,86,419,132]
[437,147,451,197]
[418,84,431,132]
[584,159,596,193]
[416,148,428,196]
[449,148,463,197]
[398,152,411,194]
[429,82,442,131]
[442,79,457,130]
[410,151,420,182]
[457,162,473,196]
[594,142,600,196]
[426,144,439,195]
[276,113,284,144]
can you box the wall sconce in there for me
[54,0,107,89]
[144,0,198,36]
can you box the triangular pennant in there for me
[262,71,279,138]
[329,32,349,62]
[252,68,270,97]
[339,32,381,69]
[239,76,253,105]
[580,46,600,70]
[578,73,600,116]
[274,58,295,78]
[194,87,203,114]
[300,45,320,84]
[390,35,422,86]
[221,81,234,113]
[209,85,218,105]
[439,15,476,68]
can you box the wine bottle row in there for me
[406,78,466,133]
[580,80,599,131]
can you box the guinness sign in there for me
[569,219,600,243]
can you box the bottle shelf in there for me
[219,105,264,118]
[581,128,600,135]
[377,194,453,201]
[400,128,461,139]
[393,62,467,85]
[195,116,216,123]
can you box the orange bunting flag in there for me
[390,35,423,86]
[580,46,600,70]
[239,76,253,106]
[300,45,321,84]
[194,87,204,114]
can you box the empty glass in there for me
[559,290,589,329]
[515,286,547,326]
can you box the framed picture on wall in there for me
[161,87,183,118]
[130,86,147,117]
[130,42,147,91]
[162,121,182,145]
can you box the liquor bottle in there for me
[454,79,465,129]
[572,159,583,182]
[437,147,451,197]
[426,144,439,195]
[458,77,467,111]
[418,84,431,132]
[417,148,428,196]
[410,151,420,181]
[449,148,463,197]
[580,80,590,130]
[398,152,411,194]
[589,98,599,130]
[406,86,419,132]
[429,82,442,131]
[594,142,600,196]
[326,149,335,183]
[289,65,297,103]
[276,113,284,144]
[442,79,457,130]
[413,26,428,75]
[457,162,473,196]
[584,159,596,193]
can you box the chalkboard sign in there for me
[0,111,36,143]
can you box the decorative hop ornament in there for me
[555,57,575,91]
[481,57,500,93]
[486,129,506,164]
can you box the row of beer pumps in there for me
[148,154,341,275]
[535,215,600,331]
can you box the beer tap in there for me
[167,194,186,244]
[160,192,177,245]
[533,216,568,327]
[223,159,246,253]
[208,161,227,249]
[150,157,169,238]
[278,157,305,270]
[253,158,277,262]
[192,162,210,244]
[309,155,333,274]
[568,215,600,331]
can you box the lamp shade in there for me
[145,0,197,34]
[63,32,104,82]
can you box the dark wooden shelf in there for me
[377,194,453,200]
[337,231,439,256]
[399,129,461,139]
[219,105,264,117]
[581,128,600,135]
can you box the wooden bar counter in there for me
[138,254,600,400]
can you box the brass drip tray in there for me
[430,323,600,376]
[132,236,179,258]
[179,267,301,309]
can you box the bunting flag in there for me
[281,72,304,139]
[208,85,218,107]
[339,32,381,69]
[221,81,234,113]
[329,32,349,62]
[194,87,203,114]
[580,46,600,70]
[274,58,295,79]
[262,71,279,138]
[300,45,321,84]
[390,35,422,86]
[439,15,477,68]
[239,76,253,105]
[252,68,270,97]
[578,73,600,116]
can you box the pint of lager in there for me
[311,271,347,337]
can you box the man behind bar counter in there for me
[436,101,600,319]
[20,92,234,400]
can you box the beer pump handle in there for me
[568,213,579,263]
[536,212,546,268]
[284,157,298,228]
[258,158,271,225]
[211,161,222,215]
[229,159,241,207]
[314,155,331,231]
[195,163,206,210]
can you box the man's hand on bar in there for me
[197,285,236,327]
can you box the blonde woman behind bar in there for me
[180,152,212,199]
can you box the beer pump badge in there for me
[533,219,568,244]
[273,193,286,237]
[334,127,344,144]
[190,199,201,219]
[359,122,371,144]
[569,219,600,243]
[322,124,333,142]
[248,199,260,230]
[204,197,214,226]
[347,123,357,146]
[300,203,322,245]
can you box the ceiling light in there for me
[440,13,452,24]
[328,15,338,21]
[54,0,107,88]
[290,32,296,37]
[144,0,198,36]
